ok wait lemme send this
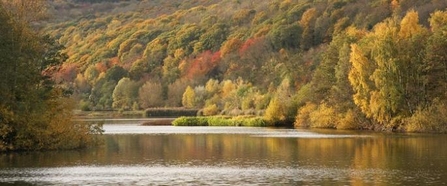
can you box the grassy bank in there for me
[172,116,273,127]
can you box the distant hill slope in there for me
[44,0,447,132]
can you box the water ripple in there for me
[0,165,396,185]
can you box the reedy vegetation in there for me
[45,0,447,132]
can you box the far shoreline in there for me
[73,110,447,134]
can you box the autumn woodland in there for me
[2,0,447,150]
[46,0,447,132]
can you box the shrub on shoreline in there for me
[172,117,208,126]
[405,101,447,133]
[172,116,272,127]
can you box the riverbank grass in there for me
[172,116,271,127]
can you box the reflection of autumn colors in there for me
[101,133,447,168]
[1,132,447,185]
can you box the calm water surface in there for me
[1,119,447,185]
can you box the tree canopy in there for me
[43,0,447,132]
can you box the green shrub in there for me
[243,117,270,127]
[80,101,92,111]
[208,116,235,126]
[172,117,208,126]
[172,116,271,127]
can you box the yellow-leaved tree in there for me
[348,11,430,129]
[182,86,196,108]
[265,78,295,124]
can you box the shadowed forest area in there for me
[43,0,447,132]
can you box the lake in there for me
[1,119,447,185]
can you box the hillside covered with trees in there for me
[44,0,447,132]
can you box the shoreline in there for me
[73,110,446,133]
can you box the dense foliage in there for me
[45,0,447,132]
[0,1,102,151]
[172,116,269,127]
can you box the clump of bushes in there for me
[294,103,366,130]
[308,103,337,129]
[405,101,447,133]
[80,100,92,111]
[172,117,209,126]
[294,103,317,128]
[202,104,219,116]
[208,116,235,126]
[239,117,269,127]
[335,110,359,130]
[172,116,272,127]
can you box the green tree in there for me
[90,79,116,110]
[194,23,229,53]
[162,49,184,84]
[264,78,294,123]
[130,38,167,79]
[89,65,128,109]
[330,32,360,109]
[112,77,139,110]
[105,65,128,82]
[349,11,429,127]
[167,24,202,56]
[268,24,302,50]
[424,11,447,103]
